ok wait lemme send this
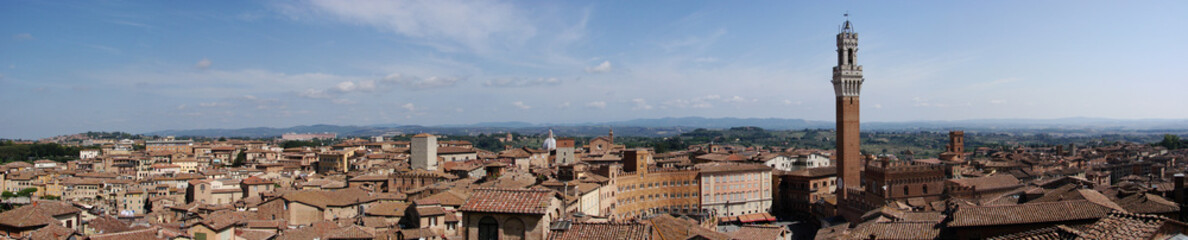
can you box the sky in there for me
[2,1,1187,139]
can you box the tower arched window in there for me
[848,49,855,65]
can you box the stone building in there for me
[460,188,561,240]
[697,162,773,217]
[316,150,354,174]
[604,149,701,219]
[411,133,438,171]
[840,158,945,222]
[774,166,837,215]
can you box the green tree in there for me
[1157,134,1185,150]
[1,191,14,199]
[232,151,247,167]
[16,188,37,197]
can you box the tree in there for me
[1157,134,1185,150]
[41,195,60,200]
[16,188,37,198]
[1,191,14,199]
[232,151,247,167]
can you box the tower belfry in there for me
[833,17,864,200]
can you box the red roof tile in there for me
[460,188,555,214]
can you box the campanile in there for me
[833,19,864,200]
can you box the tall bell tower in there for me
[833,18,864,200]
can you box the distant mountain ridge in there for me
[142,117,1188,138]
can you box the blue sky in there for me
[2,1,1186,139]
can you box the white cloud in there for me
[631,98,652,110]
[558,101,571,108]
[198,102,229,107]
[782,99,803,105]
[586,101,606,109]
[664,94,752,109]
[382,74,459,89]
[402,103,417,111]
[512,101,532,110]
[693,57,718,63]
[585,61,612,73]
[286,0,536,53]
[723,96,754,103]
[195,58,212,70]
[298,89,332,99]
[874,104,883,109]
[990,99,1007,104]
[484,77,561,88]
[331,98,355,104]
[12,33,33,41]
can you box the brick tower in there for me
[833,19,864,200]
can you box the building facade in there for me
[412,133,438,171]
[698,162,773,217]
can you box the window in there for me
[923,185,928,194]
[904,185,909,195]
[478,217,498,240]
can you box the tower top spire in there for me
[842,12,854,33]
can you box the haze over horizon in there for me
[3,1,1187,139]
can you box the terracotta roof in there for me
[727,225,786,240]
[438,146,477,154]
[276,221,340,240]
[1116,193,1179,214]
[281,188,375,209]
[365,202,410,217]
[0,201,81,228]
[415,190,468,207]
[397,228,437,240]
[27,224,77,240]
[948,200,1112,227]
[236,229,277,240]
[412,133,434,138]
[241,176,273,185]
[985,225,1084,240]
[947,174,1022,190]
[325,225,375,239]
[848,222,942,240]
[648,214,731,240]
[1078,211,1182,240]
[86,215,133,234]
[415,206,447,216]
[460,188,555,214]
[547,222,651,240]
[87,227,165,240]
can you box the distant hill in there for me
[142,117,1188,138]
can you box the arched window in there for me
[504,218,525,240]
[903,185,909,195]
[848,49,855,65]
[923,185,929,194]
[478,216,498,240]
